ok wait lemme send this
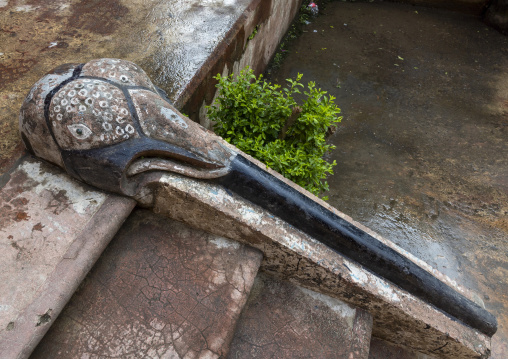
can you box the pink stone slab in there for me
[31,209,262,359]
[0,156,135,359]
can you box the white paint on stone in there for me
[210,237,240,249]
[211,271,227,286]
[230,288,242,302]
[50,220,67,233]
[0,0,8,8]
[14,5,36,12]
[19,161,106,214]
[237,207,263,226]
[0,304,12,312]
[149,318,166,331]
[196,349,218,359]
[346,261,401,303]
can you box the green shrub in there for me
[206,67,342,198]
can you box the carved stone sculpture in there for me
[19,59,497,337]
[19,59,233,197]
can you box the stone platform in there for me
[31,209,263,359]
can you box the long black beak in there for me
[212,154,498,337]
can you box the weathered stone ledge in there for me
[0,156,135,359]
[149,168,491,358]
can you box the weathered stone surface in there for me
[0,156,135,359]
[31,209,263,359]
[152,171,491,358]
[228,273,372,359]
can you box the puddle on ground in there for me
[269,1,508,356]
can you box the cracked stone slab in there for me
[228,273,373,359]
[31,209,263,359]
[0,155,135,359]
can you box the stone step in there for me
[228,273,373,359]
[30,209,263,359]
[0,156,135,359]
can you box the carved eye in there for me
[67,124,92,140]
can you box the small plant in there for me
[207,67,342,197]
[247,25,259,41]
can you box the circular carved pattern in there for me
[81,58,157,91]
[49,78,139,150]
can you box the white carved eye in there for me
[67,124,92,140]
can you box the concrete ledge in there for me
[0,156,135,359]
[178,0,303,127]
[151,171,490,358]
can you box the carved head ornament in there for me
[19,58,234,196]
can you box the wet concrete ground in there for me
[270,1,508,357]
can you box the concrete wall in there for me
[177,0,304,128]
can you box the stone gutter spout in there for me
[19,58,497,337]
